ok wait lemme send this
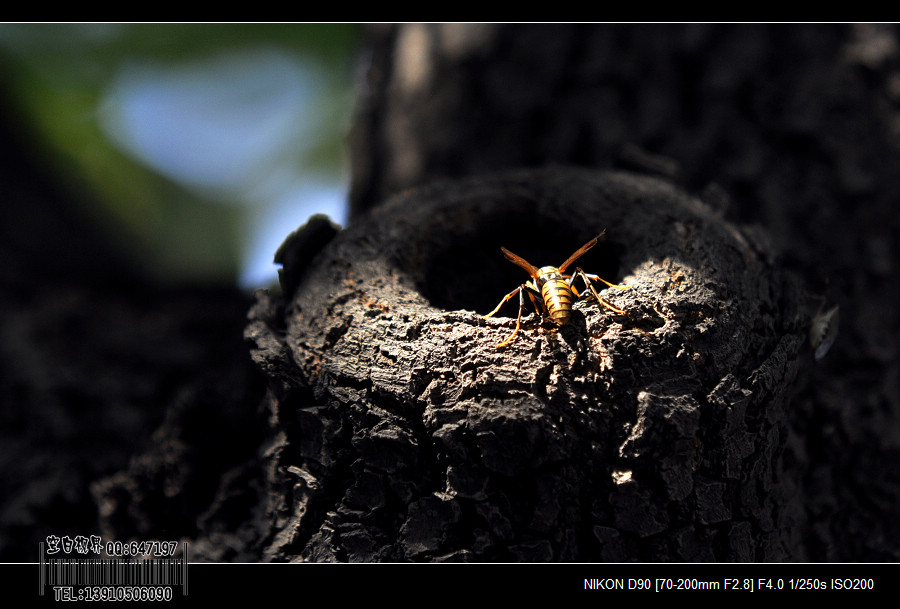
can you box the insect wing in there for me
[501,247,542,279]
[558,231,605,273]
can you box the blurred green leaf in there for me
[0,23,359,286]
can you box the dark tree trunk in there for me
[249,167,806,561]
[247,24,900,561]
[0,92,265,562]
[3,23,899,565]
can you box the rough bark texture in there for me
[246,167,808,561]
[340,23,900,561]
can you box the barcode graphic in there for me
[39,542,188,595]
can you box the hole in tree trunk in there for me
[414,203,626,315]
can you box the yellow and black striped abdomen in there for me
[539,268,573,326]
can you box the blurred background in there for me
[0,23,359,289]
[2,24,897,565]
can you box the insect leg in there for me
[524,282,543,316]
[564,274,582,298]
[575,268,627,314]
[495,285,528,348]
[580,271,630,290]
[484,285,524,319]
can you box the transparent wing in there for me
[501,247,541,279]
[558,230,605,273]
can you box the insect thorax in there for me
[535,266,562,289]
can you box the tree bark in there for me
[340,23,900,562]
[247,166,808,561]
[245,24,900,561]
[4,23,899,565]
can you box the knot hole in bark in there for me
[413,195,627,316]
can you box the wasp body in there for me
[484,232,629,347]
[539,268,574,326]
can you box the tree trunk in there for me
[248,166,807,561]
[246,24,900,561]
[5,23,899,565]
